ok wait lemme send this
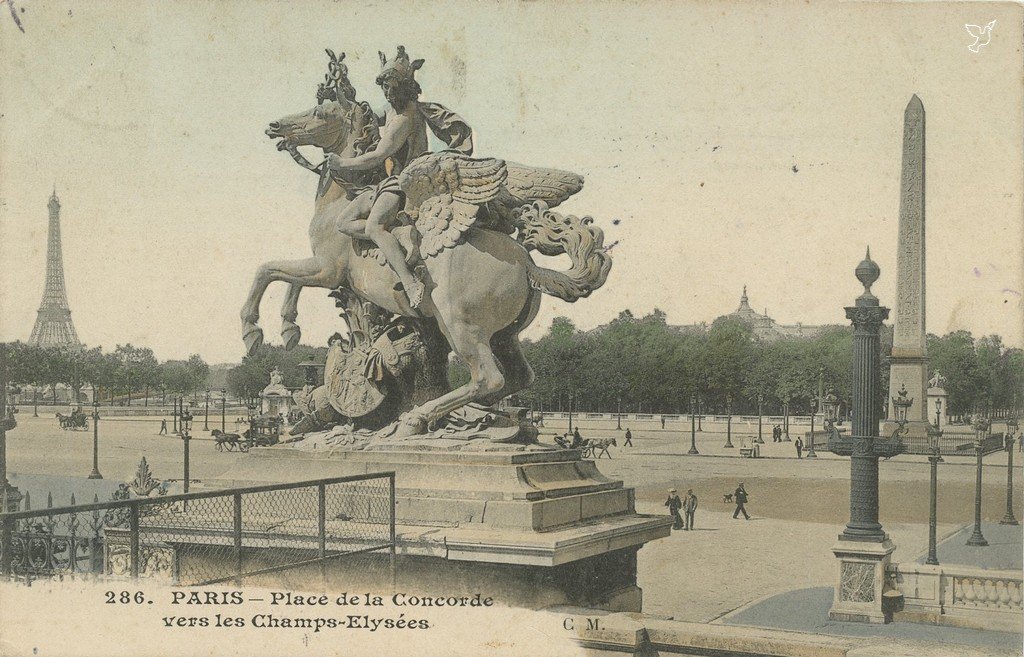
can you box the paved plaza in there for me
[4,413,1022,652]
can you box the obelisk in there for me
[885,95,931,437]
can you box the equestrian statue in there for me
[241,47,611,440]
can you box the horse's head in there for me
[266,99,351,152]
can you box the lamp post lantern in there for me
[88,400,103,480]
[723,395,734,448]
[966,417,990,547]
[934,398,942,430]
[1000,418,1019,526]
[688,394,699,455]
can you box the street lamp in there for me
[221,387,227,432]
[756,392,764,444]
[1000,418,1019,526]
[688,394,699,455]
[204,388,210,431]
[88,400,103,480]
[806,398,818,459]
[782,397,791,441]
[723,395,734,448]
[181,404,193,496]
[934,398,942,430]
[966,416,990,547]
[568,391,574,434]
[925,422,944,565]
[616,396,622,431]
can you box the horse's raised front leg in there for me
[240,256,341,357]
[281,284,302,350]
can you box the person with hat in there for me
[732,482,750,520]
[682,488,698,530]
[665,488,684,530]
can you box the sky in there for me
[1,0,1021,363]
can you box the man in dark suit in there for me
[683,489,698,530]
[732,482,750,520]
[623,428,633,447]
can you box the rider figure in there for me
[326,46,473,310]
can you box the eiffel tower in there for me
[28,190,81,348]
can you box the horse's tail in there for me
[514,201,612,302]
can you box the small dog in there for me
[723,493,734,503]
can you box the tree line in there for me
[512,310,1023,419]
[1,342,210,406]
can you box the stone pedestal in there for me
[209,445,671,611]
[829,538,896,624]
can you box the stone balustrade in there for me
[886,562,1023,632]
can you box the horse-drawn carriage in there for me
[212,415,281,452]
[56,408,89,431]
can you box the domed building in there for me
[719,286,827,342]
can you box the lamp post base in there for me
[87,470,103,480]
[965,531,988,547]
[998,514,1018,526]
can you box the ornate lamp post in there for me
[828,250,907,541]
[723,395,734,448]
[616,396,622,431]
[688,394,699,455]
[221,387,227,432]
[933,398,942,430]
[88,400,103,480]
[756,392,764,444]
[782,397,791,441]
[172,396,179,434]
[966,417,990,547]
[204,388,210,431]
[925,426,943,565]
[807,399,818,459]
[181,404,193,496]
[568,391,574,434]
[999,418,1018,526]
[32,387,38,418]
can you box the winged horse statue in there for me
[241,51,611,438]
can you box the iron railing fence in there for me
[900,432,1005,457]
[0,473,395,587]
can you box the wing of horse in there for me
[500,163,584,209]
[398,153,508,259]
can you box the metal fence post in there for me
[233,494,243,586]
[317,483,326,588]
[129,502,140,578]
[1,512,12,578]
[389,473,396,591]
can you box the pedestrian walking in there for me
[665,489,684,530]
[683,488,698,530]
[159,418,167,435]
[661,417,666,429]
[794,437,803,459]
[732,482,750,520]
[623,428,633,447]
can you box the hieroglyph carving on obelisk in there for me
[887,95,929,424]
